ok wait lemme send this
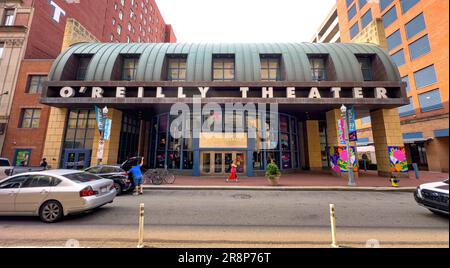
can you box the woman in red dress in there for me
[227,160,238,182]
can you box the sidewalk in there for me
[143,170,448,191]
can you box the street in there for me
[0,190,448,248]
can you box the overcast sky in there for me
[155,0,336,43]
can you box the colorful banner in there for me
[338,119,346,145]
[329,146,358,173]
[95,106,104,132]
[103,119,112,141]
[348,107,358,142]
[388,146,408,173]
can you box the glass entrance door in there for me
[62,149,92,170]
[200,152,246,176]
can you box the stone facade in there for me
[42,107,68,169]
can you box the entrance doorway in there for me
[200,152,245,176]
[62,149,92,170]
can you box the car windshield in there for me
[0,159,10,166]
[64,172,103,183]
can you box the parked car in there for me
[84,165,132,195]
[11,166,46,176]
[414,179,449,215]
[0,158,13,180]
[0,170,116,223]
[120,157,146,186]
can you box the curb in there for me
[142,185,416,192]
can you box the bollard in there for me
[137,203,145,248]
[412,163,420,180]
[329,204,339,248]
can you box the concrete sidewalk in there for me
[143,170,448,191]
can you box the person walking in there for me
[227,160,238,183]
[129,157,145,195]
[40,158,48,170]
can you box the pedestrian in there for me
[129,157,145,195]
[40,158,48,170]
[226,160,238,183]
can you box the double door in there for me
[201,152,245,176]
[62,150,92,170]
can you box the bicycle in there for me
[144,167,176,185]
[144,169,164,185]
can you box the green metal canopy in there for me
[48,42,400,82]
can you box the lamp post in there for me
[340,104,356,186]
[97,106,109,165]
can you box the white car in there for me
[0,170,117,223]
[0,158,13,180]
[414,179,449,215]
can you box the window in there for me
[383,6,397,28]
[391,49,405,67]
[346,0,354,7]
[76,56,92,81]
[387,30,402,51]
[405,13,426,39]
[350,22,360,39]
[2,9,15,26]
[414,65,437,89]
[379,0,393,11]
[361,9,373,29]
[348,4,357,21]
[20,109,41,128]
[26,75,47,94]
[402,76,411,93]
[22,175,60,188]
[63,109,96,150]
[400,0,420,14]
[167,55,187,81]
[398,97,416,117]
[0,176,30,189]
[359,0,367,9]
[409,35,431,60]
[309,56,327,81]
[260,55,281,81]
[121,56,139,81]
[213,55,235,81]
[0,42,4,59]
[357,56,373,81]
[418,89,443,112]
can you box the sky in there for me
[155,0,337,43]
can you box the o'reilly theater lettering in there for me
[58,86,390,99]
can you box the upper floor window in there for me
[167,55,187,81]
[391,49,405,67]
[400,0,420,14]
[361,9,373,29]
[387,30,402,51]
[260,55,281,81]
[382,6,397,28]
[379,0,394,12]
[348,4,357,21]
[398,97,416,117]
[213,55,235,81]
[405,13,426,40]
[121,55,140,81]
[418,89,443,113]
[20,109,41,129]
[414,65,437,89]
[359,0,367,9]
[409,35,431,61]
[309,56,327,81]
[76,56,92,81]
[0,42,4,59]
[26,75,47,94]
[350,22,360,39]
[357,56,373,81]
[346,0,354,8]
[2,9,15,26]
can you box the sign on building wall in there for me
[388,146,408,173]
[338,119,347,145]
[329,146,357,173]
[95,106,104,132]
[103,119,112,141]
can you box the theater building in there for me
[41,42,408,177]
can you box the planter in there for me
[267,176,280,186]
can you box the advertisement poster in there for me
[14,149,31,166]
[103,119,112,141]
[338,119,346,145]
[388,146,408,173]
[95,106,104,132]
[329,146,357,173]
[348,107,358,142]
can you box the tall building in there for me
[0,0,175,167]
[313,0,449,173]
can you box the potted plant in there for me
[266,162,281,186]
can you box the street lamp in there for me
[340,104,356,186]
[97,106,109,165]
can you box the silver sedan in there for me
[0,169,117,223]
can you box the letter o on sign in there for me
[60,87,75,98]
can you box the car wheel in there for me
[114,183,122,195]
[39,200,63,223]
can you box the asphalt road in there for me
[0,190,448,248]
